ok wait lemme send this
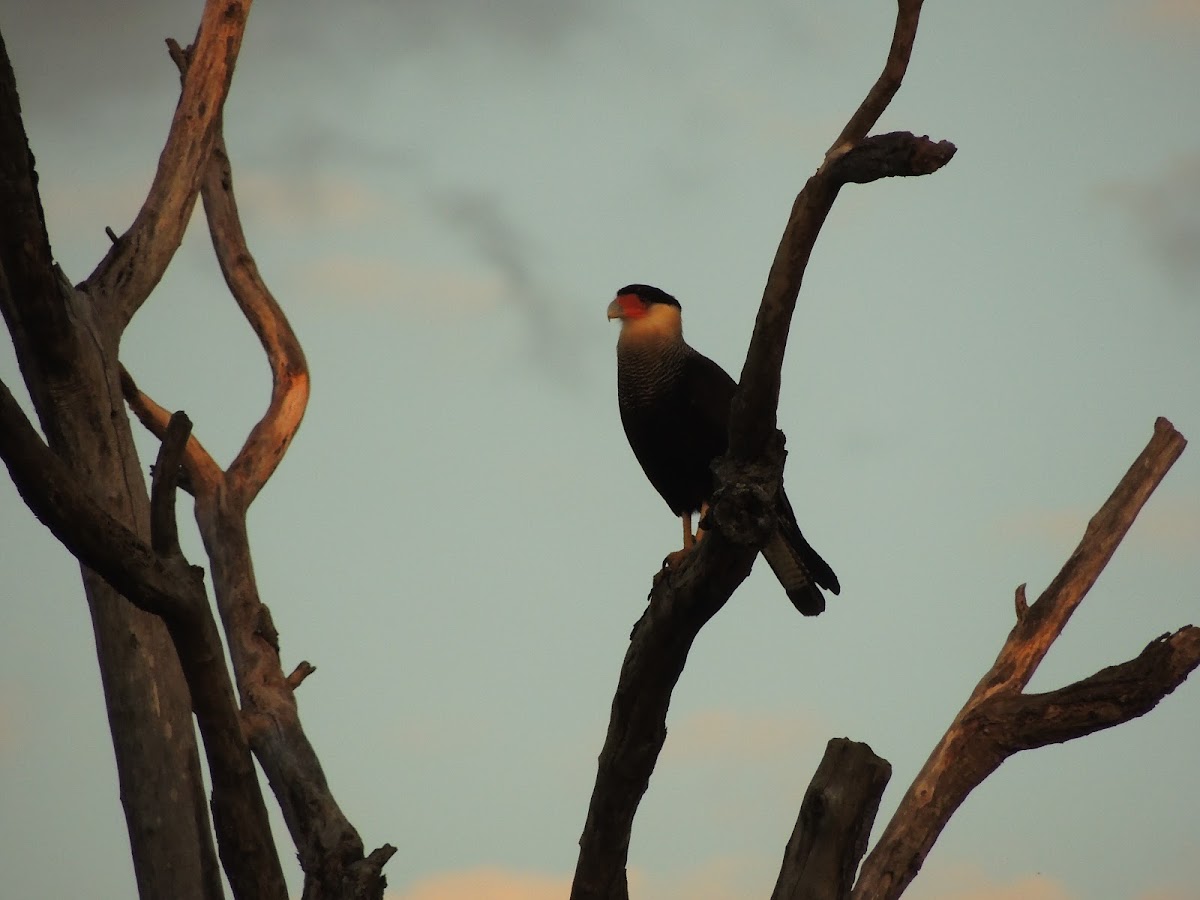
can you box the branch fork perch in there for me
[571,0,1195,898]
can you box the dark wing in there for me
[618,348,736,516]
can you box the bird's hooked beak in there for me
[607,293,647,321]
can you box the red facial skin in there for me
[613,293,648,318]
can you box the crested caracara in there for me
[607,284,839,615]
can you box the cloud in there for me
[294,254,502,315]
[385,868,569,900]
[908,863,1076,900]
[630,855,770,900]
[1110,0,1200,36]
[1137,891,1200,900]
[236,171,384,230]
[1141,0,1200,26]
[427,188,587,381]
[661,707,817,764]
[994,499,1200,561]
[386,859,768,900]
[1103,151,1200,291]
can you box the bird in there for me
[607,283,839,615]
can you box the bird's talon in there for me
[662,548,691,571]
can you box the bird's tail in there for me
[762,491,840,616]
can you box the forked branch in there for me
[202,128,310,508]
[116,41,388,899]
[730,0,946,463]
[573,2,945,898]
[83,0,252,328]
[844,418,1194,900]
[0,378,286,900]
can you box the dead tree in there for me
[0,2,393,898]
[1,2,1194,900]
[569,2,1198,899]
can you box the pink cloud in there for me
[1112,1,1200,38]
[236,171,383,230]
[908,863,1076,900]
[994,498,1200,561]
[630,855,770,900]
[1142,0,1200,25]
[386,868,569,900]
[387,859,770,900]
[294,254,502,315]
[660,707,819,764]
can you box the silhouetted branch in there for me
[730,0,946,463]
[771,739,891,900]
[110,45,387,899]
[828,0,926,155]
[0,375,287,900]
[149,411,192,556]
[0,375,193,617]
[573,2,943,897]
[570,435,788,900]
[120,365,223,493]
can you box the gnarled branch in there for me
[771,739,891,900]
[730,0,947,463]
[115,43,389,898]
[82,0,252,329]
[846,418,1193,900]
[0,376,287,900]
[573,2,945,897]
[202,129,310,509]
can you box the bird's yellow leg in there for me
[694,502,710,545]
[660,512,695,573]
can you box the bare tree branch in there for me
[121,364,224,493]
[82,0,252,329]
[150,411,192,556]
[0,374,193,617]
[574,3,945,897]
[771,739,891,900]
[981,416,1187,700]
[730,2,946,464]
[571,435,790,900]
[0,27,228,898]
[202,130,310,509]
[849,418,1192,900]
[986,627,1200,752]
[828,0,926,156]
[0,372,288,900]
[106,45,387,896]
[287,661,318,689]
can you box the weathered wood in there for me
[849,419,1195,900]
[771,739,891,900]
[1,3,392,896]
[573,2,948,897]
[82,0,252,329]
[730,0,942,464]
[0,28,223,900]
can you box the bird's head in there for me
[607,284,683,345]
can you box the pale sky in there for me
[1,2,1198,899]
